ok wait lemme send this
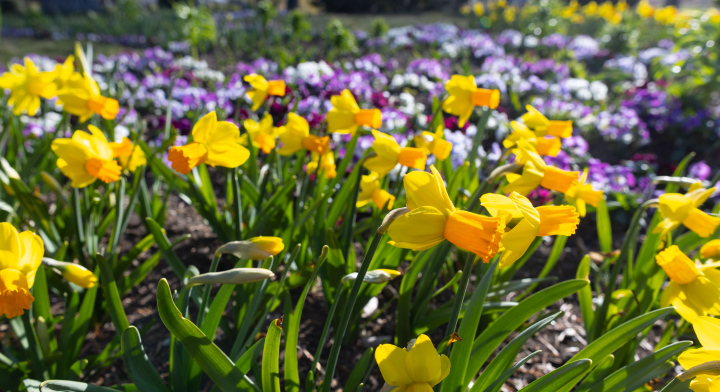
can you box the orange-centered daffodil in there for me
[58,73,119,123]
[244,74,286,111]
[110,137,147,173]
[481,192,580,268]
[326,89,382,135]
[387,166,505,262]
[307,150,337,179]
[654,184,719,238]
[503,121,562,157]
[521,105,573,139]
[503,140,579,196]
[375,334,451,392]
[364,130,427,177]
[357,172,395,210]
[565,168,604,217]
[168,111,250,174]
[442,75,500,127]
[242,114,279,154]
[0,223,43,319]
[277,113,330,156]
[678,316,720,392]
[51,125,122,188]
[414,125,453,161]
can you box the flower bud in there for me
[700,239,720,260]
[186,268,274,288]
[341,269,401,284]
[42,258,97,288]
[378,208,409,234]
[216,236,284,260]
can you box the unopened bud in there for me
[341,269,401,284]
[186,268,274,288]
[378,207,409,234]
[216,236,284,260]
[42,258,97,288]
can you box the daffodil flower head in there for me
[216,237,284,260]
[364,130,427,177]
[678,316,720,391]
[481,192,579,267]
[375,334,451,391]
[326,89,382,135]
[242,114,279,154]
[565,168,604,217]
[0,57,58,116]
[387,166,504,262]
[51,125,122,188]
[521,105,573,138]
[0,223,43,318]
[657,245,720,322]
[413,125,452,161]
[168,111,250,174]
[54,55,75,90]
[357,172,396,210]
[58,73,119,123]
[307,151,337,179]
[637,0,655,17]
[244,74,286,111]
[503,121,562,157]
[110,137,147,173]
[442,75,500,127]
[654,185,720,238]
[700,240,720,260]
[276,113,330,156]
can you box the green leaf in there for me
[145,218,188,279]
[574,354,614,392]
[23,379,123,391]
[596,199,612,253]
[121,326,169,392]
[480,350,541,392]
[520,360,592,392]
[262,319,283,392]
[576,255,594,337]
[659,377,693,392]
[344,347,374,392]
[97,254,130,339]
[156,278,247,391]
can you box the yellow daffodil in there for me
[473,2,484,16]
[110,137,147,173]
[413,125,452,161]
[307,151,337,179]
[584,1,598,16]
[242,114,279,154]
[442,75,500,127]
[387,166,505,262]
[357,172,395,210]
[58,73,119,123]
[276,113,330,156]
[616,0,628,12]
[168,111,250,174]
[562,0,579,18]
[216,236,284,260]
[657,245,720,322]
[637,0,655,18]
[655,5,678,24]
[503,121,562,157]
[0,223,43,318]
[42,258,97,288]
[54,55,75,90]
[653,184,719,238]
[678,316,720,391]
[566,168,604,217]
[326,89,382,135]
[244,74,286,111]
[51,125,122,188]
[365,130,427,177]
[504,6,517,22]
[521,105,573,139]
[0,57,57,116]
[375,334,450,391]
[482,192,579,267]
[706,8,720,23]
[700,240,720,260]
[503,140,579,196]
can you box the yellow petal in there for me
[498,218,540,268]
[429,354,451,387]
[701,240,720,259]
[683,208,720,238]
[192,111,217,143]
[657,245,701,285]
[17,231,43,288]
[536,206,580,237]
[444,211,504,262]
[679,348,720,371]
[277,113,309,155]
[686,187,716,208]
[376,344,413,387]
[398,148,427,170]
[405,334,441,383]
[503,162,543,196]
[684,276,720,316]
[60,263,98,288]
[0,223,21,270]
[480,194,523,220]
[508,192,540,228]
[387,206,447,251]
[404,166,455,217]
[658,193,694,223]
[693,316,720,350]
[406,383,434,392]
[248,236,284,257]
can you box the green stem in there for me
[108,178,126,261]
[466,108,492,181]
[443,252,476,340]
[322,232,384,392]
[197,253,221,327]
[232,168,244,240]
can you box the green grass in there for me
[0,37,138,64]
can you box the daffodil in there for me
[637,0,655,18]
[657,245,720,322]
[242,114,279,154]
[653,184,720,238]
[700,240,720,260]
[0,57,57,116]
[473,2,484,16]
[481,192,579,267]
[565,168,604,217]
[54,55,75,90]
[442,75,500,127]
[365,130,427,177]
[503,140,579,196]
[326,89,382,135]
[375,334,450,392]
[678,316,720,392]
[58,73,119,123]
[503,121,562,157]
[216,237,284,260]
[307,151,337,179]
[244,74,286,111]
[168,111,249,174]
[387,166,505,262]
[276,113,330,156]
[584,1,598,16]
[357,173,395,210]
[110,137,146,173]
[51,125,122,188]
[655,5,678,24]
[42,258,97,288]
[0,223,43,318]
[521,105,573,139]
[413,125,452,161]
